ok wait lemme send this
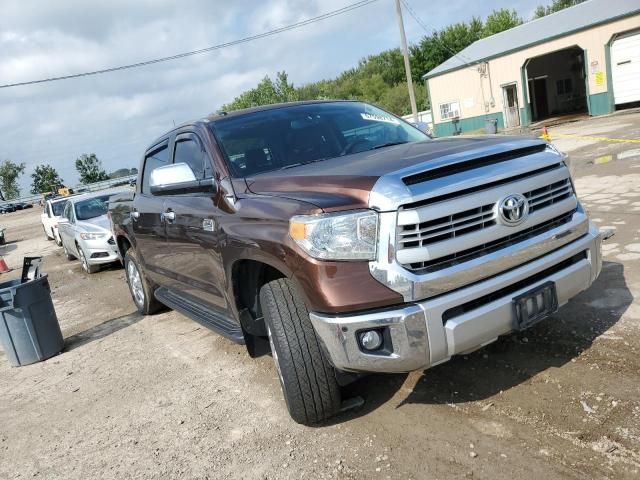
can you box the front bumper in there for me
[78,237,120,265]
[310,223,604,373]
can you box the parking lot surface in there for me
[1,112,639,479]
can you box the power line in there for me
[0,0,379,90]
[400,0,476,66]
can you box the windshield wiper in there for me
[371,141,409,150]
[278,163,303,170]
[277,158,328,171]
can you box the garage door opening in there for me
[524,46,588,122]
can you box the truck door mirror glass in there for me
[149,162,217,196]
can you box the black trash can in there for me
[0,274,63,366]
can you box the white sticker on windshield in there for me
[360,112,400,125]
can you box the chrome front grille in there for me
[395,167,578,270]
[526,179,572,213]
[399,204,495,248]
[405,210,576,272]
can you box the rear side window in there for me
[51,201,66,217]
[174,138,205,180]
[142,144,169,194]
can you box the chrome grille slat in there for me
[399,205,495,245]
[396,170,576,269]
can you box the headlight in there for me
[80,232,107,240]
[289,210,378,261]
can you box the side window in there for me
[62,202,71,222]
[142,144,169,194]
[174,137,206,180]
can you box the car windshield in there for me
[74,195,110,220]
[51,201,66,216]
[210,102,430,177]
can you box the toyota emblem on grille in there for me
[498,193,529,226]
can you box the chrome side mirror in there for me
[149,162,217,196]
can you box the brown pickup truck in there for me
[109,100,606,424]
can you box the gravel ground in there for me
[1,112,639,479]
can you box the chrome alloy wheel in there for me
[127,260,145,307]
[78,247,89,273]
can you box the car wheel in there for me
[54,231,62,247]
[77,245,99,274]
[62,242,76,261]
[259,278,341,425]
[44,225,53,241]
[124,249,163,315]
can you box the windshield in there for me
[51,201,66,216]
[74,195,110,221]
[210,102,429,177]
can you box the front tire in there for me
[77,245,99,274]
[62,242,76,261]
[44,225,53,241]
[124,249,163,315]
[260,278,341,425]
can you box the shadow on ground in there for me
[63,311,143,352]
[335,261,631,420]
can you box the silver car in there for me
[57,191,124,274]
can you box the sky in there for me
[0,0,535,193]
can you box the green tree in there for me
[410,18,484,83]
[108,167,138,179]
[534,0,585,18]
[75,153,109,184]
[222,71,298,111]
[31,165,63,195]
[0,160,26,200]
[482,9,523,37]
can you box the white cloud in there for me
[0,0,532,192]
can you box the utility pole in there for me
[394,0,418,123]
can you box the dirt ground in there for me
[1,112,639,480]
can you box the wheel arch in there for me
[230,258,289,358]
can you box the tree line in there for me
[221,0,584,115]
[0,154,138,201]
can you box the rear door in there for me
[132,141,171,285]
[162,132,228,310]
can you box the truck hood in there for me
[76,214,112,234]
[243,136,548,211]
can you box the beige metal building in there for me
[423,0,640,136]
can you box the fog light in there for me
[359,330,383,351]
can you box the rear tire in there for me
[260,278,341,425]
[124,249,163,315]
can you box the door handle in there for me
[162,211,176,223]
[130,211,140,220]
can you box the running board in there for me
[154,287,245,344]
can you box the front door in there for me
[132,141,171,286]
[163,133,228,311]
[533,78,549,120]
[502,84,520,128]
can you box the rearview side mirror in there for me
[149,163,217,196]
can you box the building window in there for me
[439,101,460,120]
[556,78,573,95]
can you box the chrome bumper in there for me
[310,222,604,374]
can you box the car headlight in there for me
[80,232,107,240]
[289,210,378,261]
